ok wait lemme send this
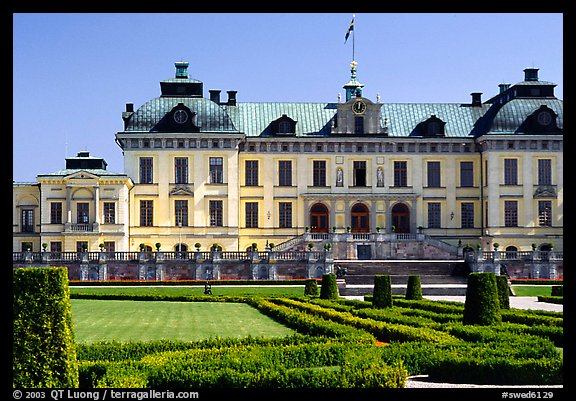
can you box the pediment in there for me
[65,171,99,180]
[169,185,194,196]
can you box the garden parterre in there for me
[73,290,563,388]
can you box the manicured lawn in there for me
[512,285,554,297]
[70,285,305,298]
[71,299,296,343]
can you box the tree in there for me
[405,275,423,300]
[463,272,502,325]
[372,275,393,308]
[304,279,319,297]
[319,274,339,299]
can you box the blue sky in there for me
[13,13,563,182]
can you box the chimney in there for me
[227,90,237,106]
[524,68,539,82]
[498,83,511,94]
[470,92,482,107]
[122,103,135,128]
[209,90,221,104]
[125,103,134,112]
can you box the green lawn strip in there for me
[511,285,553,297]
[71,299,295,344]
[70,285,305,298]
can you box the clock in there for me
[352,100,367,115]
[537,111,552,126]
[173,109,189,124]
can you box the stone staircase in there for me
[336,259,469,296]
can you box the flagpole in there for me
[352,14,355,61]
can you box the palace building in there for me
[13,60,563,260]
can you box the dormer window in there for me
[519,105,560,134]
[413,115,446,137]
[269,114,296,136]
[278,121,292,134]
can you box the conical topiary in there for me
[304,279,319,297]
[372,274,393,308]
[496,275,510,309]
[463,272,502,325]
[319,273,339,299]
[405,275,423,300]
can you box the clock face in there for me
[537,111,552,126]
[173,109,189,124]
[352,100,367,114]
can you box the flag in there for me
[344,15,355,43]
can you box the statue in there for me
[204,281,212,295]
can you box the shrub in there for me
[551,286,563,296]
[496,275,510,309]
[13,267,79,387]
[372,275,393,308]
[304,279,319,297]
[405,275,422,300]
[463,272,501,325]
[319,274,339,300]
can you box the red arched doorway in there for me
[351,203,369,233]
[391,203,410,233]
[310,203,329,233]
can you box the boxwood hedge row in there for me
[13,267,79,388]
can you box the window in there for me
[50,241,62,255]
[278,160,292,186]
[21,209,34,233]
[209,200,223,227]
[76,241,88,253]
[140,200,153,227]
[175,200,188,227]
[278,121,292,134]
[313,160,327,186]
[279,202,292,228]
[504,159,518,185]
[104,241,115,253]
[245,202,259,228]
[538,159,552,185]
[50,202,62,224]
[427,203,441,228]
[175,157,188,184]
[104,202,115,224]
[461,202,474,228]
[353,161,367,186]
[354,116,364,134]
[245,160,259,186]
[427,161,441,187]
[460,161,474,187]
[139,157,153,184]
[209,157,223,184]
[77,203,89,224]
[538,201,552,227]
[393,161,407,187]
[504,200,518,227]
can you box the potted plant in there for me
[305,226,310,233]
[42,243,48,252]
[531,243,538,251]
[332,226,337,233]
[323,243,332,252]
[139,243,145,252]
[195,242,201,252]
[268,242,275,251]
[417,225,424,234]
[307,242,314,251]
[391,225,396,233]
[346,226,351,233]
[251,243,258,252]
[376,226,381,233]
[493,242,500,250]
[99,243,105,252]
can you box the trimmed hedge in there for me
[303,279,319,297]
[537,296,563,305]
[463,273,502,325]
[405,275,422,300]
[13,267,79,388]
[496,275,510,309]
[551,285,563,296]
[319,274,339,300]
[372,275,393,308]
